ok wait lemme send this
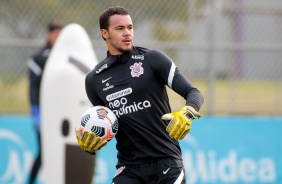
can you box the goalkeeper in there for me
[76,6,204,184]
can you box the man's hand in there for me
[162,106,201,140]
[75,126,108,155]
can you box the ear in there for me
[101,29,109,40]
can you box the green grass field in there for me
[168,79,282,115]
[1,77,281,115]
[0,77,29,114]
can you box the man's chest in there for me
[95,60,157,105]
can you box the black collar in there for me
[106,47,134,63]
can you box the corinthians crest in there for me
[130,62,144,77]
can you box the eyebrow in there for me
[114,24,133,28]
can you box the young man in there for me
[76,6,204,184]
[27,20,63,184]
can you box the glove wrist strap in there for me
[184,106,201,119]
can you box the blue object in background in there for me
[31,105,40,131]
[94,139,117,184]
[179,116,282,184]
[0,115,281,184]
[0,116,38,184]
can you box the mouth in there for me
[123,38,132,45]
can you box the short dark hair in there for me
[47,20,64,32]
[99,6,129,30]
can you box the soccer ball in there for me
[79,106,118,142]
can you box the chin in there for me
[116,45,132,54]
[125,45,133,51]
[120,47,132,53]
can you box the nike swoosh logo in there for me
[163,167,171,174]
[102,77,112,83]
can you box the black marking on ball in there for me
[81,113,90,127]
[91,125,105,137]
[112,119,118,133]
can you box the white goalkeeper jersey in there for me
[85,46,204,165]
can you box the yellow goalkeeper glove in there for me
[162,106,201,140]
[75,126,108,155]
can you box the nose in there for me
[123,28,131,36]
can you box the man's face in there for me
[48,29,62,47]
[102,14,134,55]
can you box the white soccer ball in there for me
[79,106,118,142]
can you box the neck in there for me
[109,50,124,56]
[106,43,122,55]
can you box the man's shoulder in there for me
[134,46,152,54]
[134,46,164,56]
[31,46,50,61]
[94,58,107,69]
[133,46,167,63]
[89,55,115,77]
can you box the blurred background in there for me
[1,0,281,116]
[1,0,282,184]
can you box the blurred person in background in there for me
[27,20,64,184]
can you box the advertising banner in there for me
[0,116,281,184]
